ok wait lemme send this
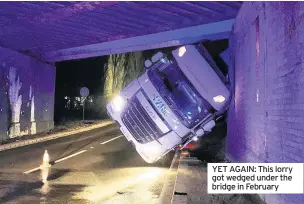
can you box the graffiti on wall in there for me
[3,64,36,138]
[29,85,36,135]
[7,66,22,137]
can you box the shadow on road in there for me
[188,121,228,163]
[95,145,175,170]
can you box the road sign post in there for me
[82,97,85,121]
[80,87,89,121]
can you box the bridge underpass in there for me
[0,2,303,204]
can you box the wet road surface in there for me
[0,124,174,204]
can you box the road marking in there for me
[23,150,87,174]
[100,135,123,145]
[54,150,87,164]
[23,135,122,174]
[23,167,41,174]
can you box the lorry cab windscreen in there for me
[158,71,174,92]
[148,58,210,128]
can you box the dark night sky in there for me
[55,56,108,97]
[54,40,228,98]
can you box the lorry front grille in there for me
[121,95,164,144]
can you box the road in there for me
[0,124,174,204]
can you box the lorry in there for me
[106,44,230,163]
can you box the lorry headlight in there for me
[112,95,126,112]
[178,46,186,57]
[213,95,226,103]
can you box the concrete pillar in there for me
[0,46,55,140]
[228,2,304,204]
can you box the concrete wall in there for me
[227,2,304,204]
[0,46,55,141]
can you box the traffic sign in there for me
[80,87,89,97]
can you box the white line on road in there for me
[23,135,122,174]
[100,135,123,145]
[54,150,87,164]
[23,167,41,174]
[23,150,87,174]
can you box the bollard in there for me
[40,150,51,168]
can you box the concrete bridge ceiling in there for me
[0,1,242,62]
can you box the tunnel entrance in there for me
[53,39,229,125]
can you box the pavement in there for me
[171,153,265,204]
[0,120,114,152]
[0,123,175,204]
[170,122,266,204]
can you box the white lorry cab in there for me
[106,44,231,163]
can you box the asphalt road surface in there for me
[0,124,174,204]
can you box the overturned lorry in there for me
[107,44,230,163]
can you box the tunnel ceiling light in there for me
[178,46,186,57]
